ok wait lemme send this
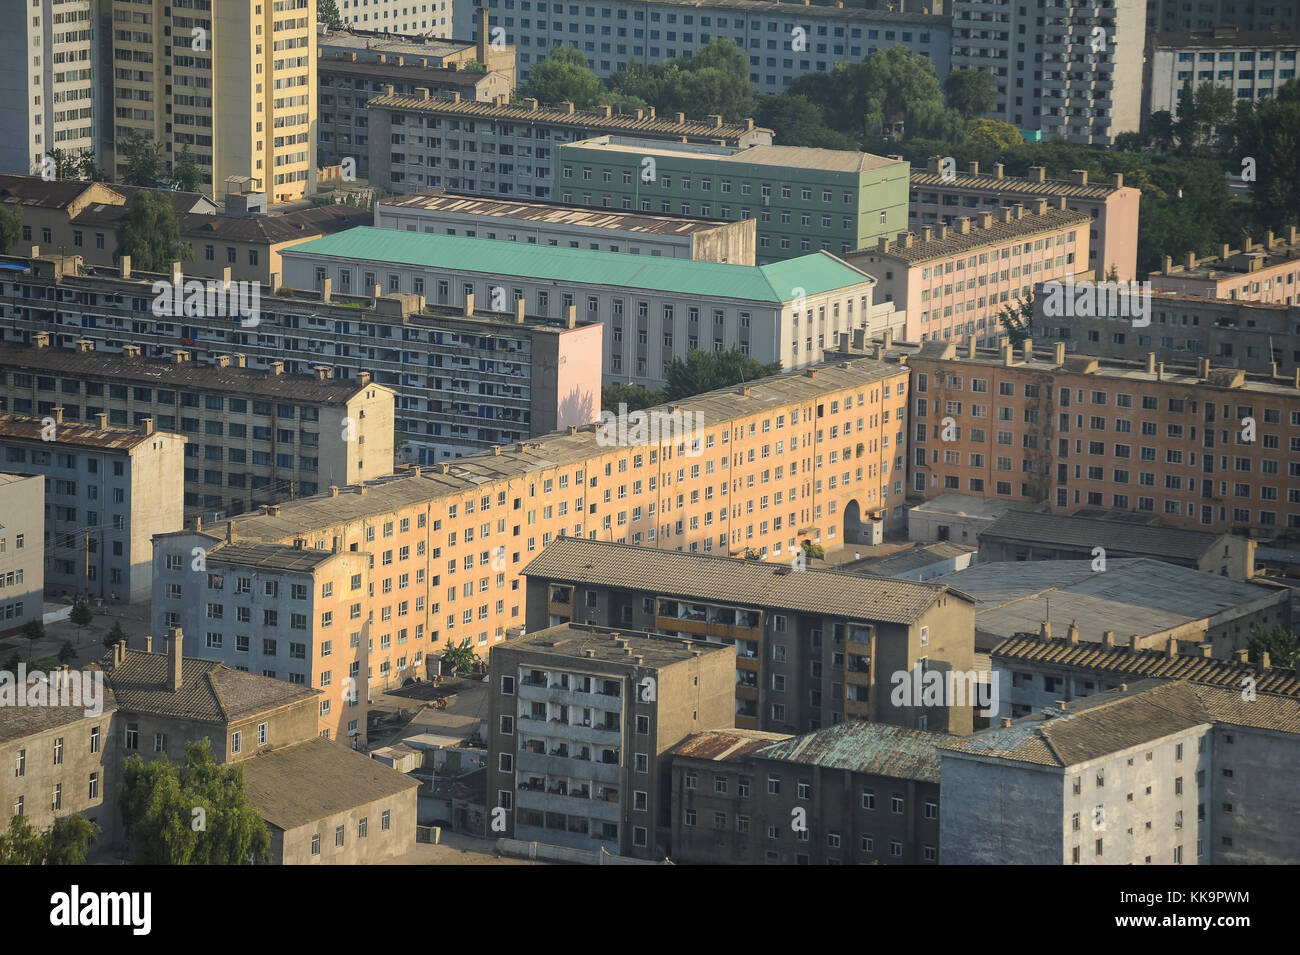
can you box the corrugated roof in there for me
[847,208,1090,264]
[993,634,1300,697]
[282,227,869,302]
[910,169,1124,200]
[979,510,1225,560]
[753,721,955,782]
[523,537,963,624]
[670,729,791,761]
[242,737,420,830]
[856,541,975,576]
[100,647,319,723]
[0,412,178,453]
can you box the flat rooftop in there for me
[524,536,967,624]
[567,136,903,174]
[1150,28,1300,49]
[317,29,477,59]
[979,510,1228,560]
[853,541,976,576]
[935,558,1283,646]
[281,227,871,302]
[501,623,732,669]
[378,189,734,235]
[909,493,1034,521]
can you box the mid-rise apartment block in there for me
[338,0,455,33]
[909,160,1141,281]
[0,0,98,175]
[150,530,372,742]
[1144,27,1300,119]
[555,137,909,264]
[164,355,912,689]
[0,252,600,463]
[486,623,735,859]
[375,189,757,264]
[0,336,395,518]
[523,536,977,735]
[1034,289,1300,378]
[670,722,951,864]
[104,0,317,202]
[0,411,185,601]
[940,679,1300,864]
[277,226,878,387]
[846,201,1091,347]
[950,0,1147,146]
[1146,0,1297,35]
[318,17,517,177]
[365,90,772,199]
[457,0,951,84]
[0,473,44,637]
[1150,228,1300,304]
[907,340,1300,536]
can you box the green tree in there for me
[663,347,781,401]
[114,191,192,272]
[120,130,164,187]
[791,46,947,140]
[440,637,476,676]
[103,620,127,650]
[0,816,48,864]
[70,601,93,639]
[318,0,344,30]
[44,148,85,180]
[801,541,825,559]
[462,58,486,72]
[516,45,604,110]
[0,813,99,864]
[967,118,1022,152]
[1247,625,1299,669]
[21,619,44,663]
[1174,80,1235,157]
[118,738,270,865]
[0,205,20,256]
[997,293,1035,347]
[753,94,860,150]
[943,68,998,120]
[1234,79,1300,230]
[77,150,109,182]
[57,641,76,665]
[742,547,763,560]
[602,383,665,412]
[171,146,203,193]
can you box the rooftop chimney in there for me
[1102,630,1116,648]
[1039,620,1052,640]
[1167,637,1179,659]
[464,291,475,317]
[1000,717,1012,728]
[515,298,526,323]
[358,371,372,387]
[269,361,284,375]
[167,627,183,691]
[120,255,132,279]
[144,634,152,653]
[1071,169,1088,186]
[994,163,1004,179]
[1028,166,1046,183]
[1054,341,1066,365]
[1067,620,1079,644]
[226,521,236,543]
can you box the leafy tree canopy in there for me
[115,191,192,272]
[664,347,781,401]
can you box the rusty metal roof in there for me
[0,412,181,453]
[670,729,791,761]
[753,721,955,782]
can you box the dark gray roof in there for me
[0,667,116,744]
[100,648,318,723]
[978,510,1225,560]
[855,541,975,576]
[242,737,420,830]
[502,624,730,669]
[752,721,954,783]
[524,537,965,624]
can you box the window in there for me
[231,731,242,754]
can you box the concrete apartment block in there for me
[669,722,951,864]
[940,680,1300,865]
[0,252,598,464]
[846,201,1091,347]
[339,0,456,35]
[556,137,909,264]
[1146,0,1298,35]
[180,355,911,685]
[523,537,977,735]
[455,0,951,84]
[277,226,879,387]
[0,412,185,602]
[376,189,757,264]
[486,623,735,860]
[1144,27,1300,120]
[906,340,1300,536]
[364,89,772,200]
[950,0,1147,147]
[1034,289,1300,378]
[0,473,44,637]
[1150,228,1300,304]
[909,160,1141,282]
[0,337,395,519]
[0,0,98,176]
[151,530,373,742]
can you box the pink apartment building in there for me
[909,159,1140,281]
[846,200,1092,347]
[1150,228,1300,304]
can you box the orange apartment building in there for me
[151,356,911,724]
[907,339,1300,537]
[1150,228,1300,304]
[846,200,1091,348]
[909,159,1141,281]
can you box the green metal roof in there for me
[281,227,872,303]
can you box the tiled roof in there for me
[753,721,954,783]
[847,208,1090,264]
[282,227,869,301]
[993,635,1300,697]
[0,413,172,453]
[910,169,1123,200]
[177,205,372,244]
[523,537,963,624]
[100,647,319,723]
[670,729,791,761]
[978,510,1225,560]
[0,176,111,210]
[241,737,420,830]
[0,667,116,744]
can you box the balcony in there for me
[517,716,621,745]
[516,787,622,821]
[517,750,621,782]
[517,681,616,710]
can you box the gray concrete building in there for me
[905,492,1033,545]
[0,336,396,519]
[0,473,44,636]
[0,412,185,602]
[1145,0,1297,35]
[375,189,757,264]
[1143,27,1300,121]
[522,536,978,735]
[669,721,950,864]
[939,679,1300,865]
[487,623,734,859]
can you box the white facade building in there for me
[1144,27,1300,119]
